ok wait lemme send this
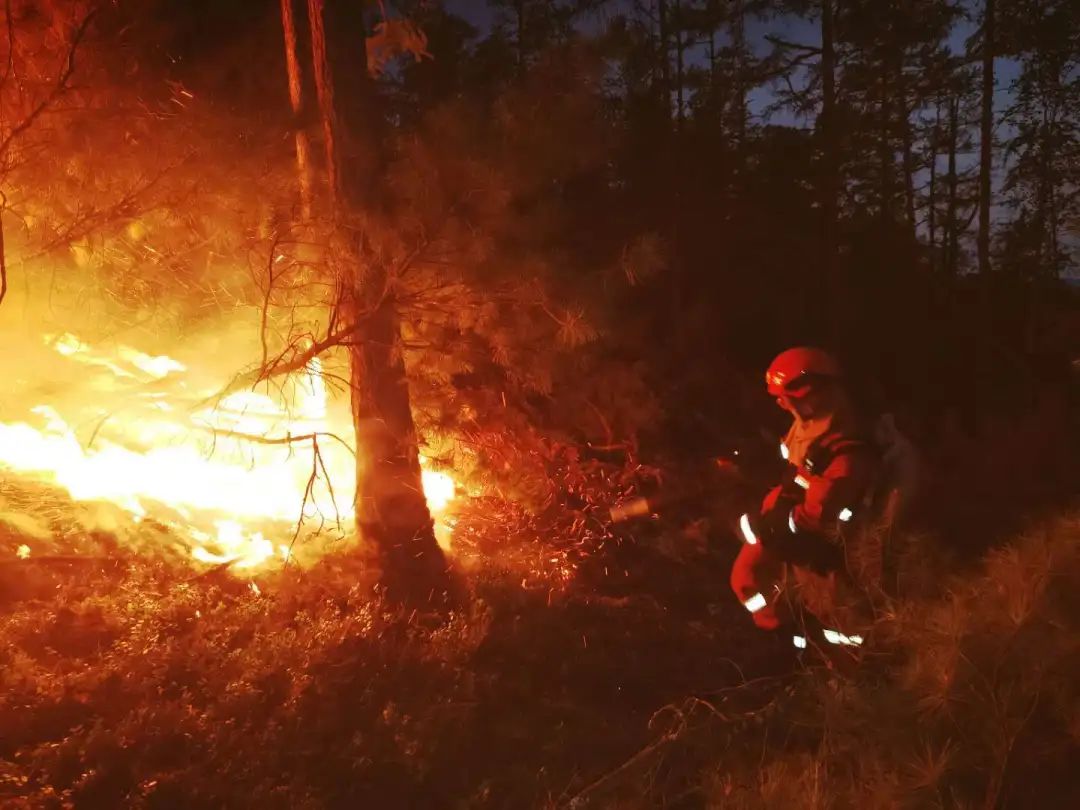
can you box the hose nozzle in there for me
[609,497,652,523]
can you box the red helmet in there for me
[765,347,842,398]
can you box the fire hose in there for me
[607,457,755,525]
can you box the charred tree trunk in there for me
[279,0,314,217]
[978,0,994,276]
[306,0,446,602]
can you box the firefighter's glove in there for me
[753,504,843,574]
[740,503,791,551]
[778,467,807,499]
[759,497,796,539]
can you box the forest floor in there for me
[2,476,1079,809]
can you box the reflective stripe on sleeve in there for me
[823,629,864,646]
[739,513,758,545]
[743,592,768,613]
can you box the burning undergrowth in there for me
[0,467,762,810]
[3,358,1079,808]
[0,301,461,572]
[0,275,660,587]
[448,446,665,590]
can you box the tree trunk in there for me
[820,0,840,332]
[731,0,748,149]
[946,96,959,277]
[347,277,445,600]
[657,0,671,120]
[1034,130,1048,274]
[515,0,525,76]
[977,0,994,276]
[279,0,314,218]
[306,0,446,601]
[900,88,917,243]
[674,0,685,130]
[927,102,940,269]
[306,0,342,202]
[1042,111,1059,275]
[878,58,894,226]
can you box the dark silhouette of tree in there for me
[977,0,995,277]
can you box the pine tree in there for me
[999,0,1080,280]
[302,0,447,601]
[977,0,996,276]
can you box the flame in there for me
[47,332,187,382]
[421,469,455,513]
[0,334,457,570]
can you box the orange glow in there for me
[0,333,457,570]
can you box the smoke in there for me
[0,270,349,438]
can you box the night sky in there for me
[442,0,1019,127]
[154,0,1019,223]
[435,1,1021,230]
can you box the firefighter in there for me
[729,347,881,657]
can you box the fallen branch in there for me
[563,727,680,809]
[561,684,791,809]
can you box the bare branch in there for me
[200,317,367,409]
[195,425,356,457]
[0,9,98,159]
[764,35,822,57]
[260,233,284,370]
[14,162,176,261]
[2,0,14,90]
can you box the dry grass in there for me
[1,477,1078,809]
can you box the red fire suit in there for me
[729,412,879,645]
